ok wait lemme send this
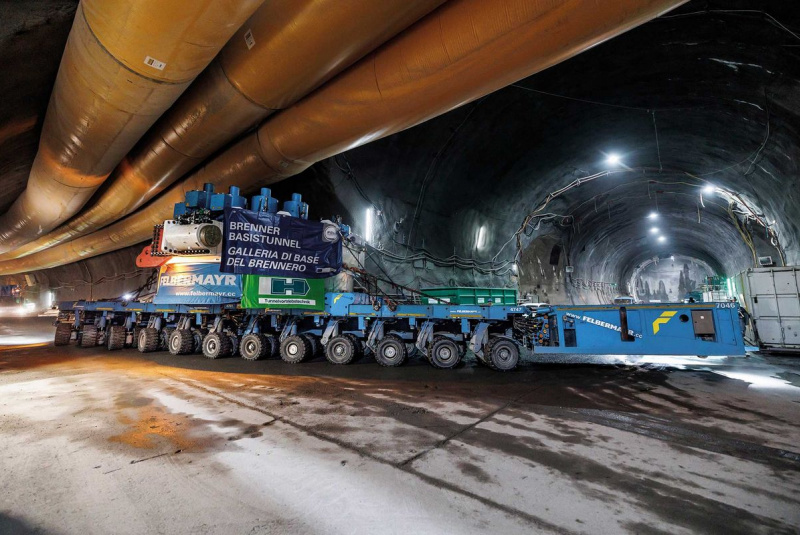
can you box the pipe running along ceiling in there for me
[0,0,686,275]
[0,0,264,254]
[1,0,446,261]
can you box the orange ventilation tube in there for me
[3,0,446,261]
[0,0,263,254]
[0,0,686,275]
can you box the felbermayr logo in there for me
[160,274,238,287]
[258,277,310,296]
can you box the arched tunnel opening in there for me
[1,2,800,533]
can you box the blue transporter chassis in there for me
[53,294,745,371]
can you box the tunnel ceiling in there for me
[0,0,798,295]
[297,0,799,288]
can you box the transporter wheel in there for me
[192,329,207,354]
[168,329,193,355]
[159,328,173,351]
[229,334,239,357]
[325,335,356,365]
[375,335,407,367]
[486,337,520,372]
[240,333,269,361]
[138,328,160,353]
[202,332,232,359]
[302,334,321,359]
[428,337,462,369]
[80,325,98,347]
[131,327,141,349]
[106,325,126,350]
[280,335,311,364]
[344,333,363,358]
[54,323,72,346]
[263,334,278,358]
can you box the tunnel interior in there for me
[0,0,798,306]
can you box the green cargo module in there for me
[421,287,517,306]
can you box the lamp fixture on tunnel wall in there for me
[365,208,374,244]
[650,227,659,234]
[476,225,488,251]
[605,153,621,166]
[648,212,659,220]
[123,293,133,301]
[657,236,667,243]
[702,185,716,195]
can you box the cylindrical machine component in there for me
[160,222,223,254]
[0,0,686,274]
[2,0,446,261]
[0,0,264,254]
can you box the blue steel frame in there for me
[58,295,745,357]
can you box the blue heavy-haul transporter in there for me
[53,186,745,371]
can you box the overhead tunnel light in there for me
[606,153,621,166]
[476,225,487,250]
[703,185,716,194]
[650,227,659,234]
[657,236,667,243]
[365,208,374,244]
[648,212,659,220]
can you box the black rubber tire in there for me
[138,328,160,353]
[486,337,520,371]
[375,335,407,367]
[428,337,462,369]
[229,334,239,357]
[240,333,269,361]
[302,334,321,359]
[131,326,141,349]
[159,328,174,351]
[263,334,278,358]
[106,325,126,350]
[280,335,311,364]
[202,332,232,359]
[168,329,194,355]
[54,323,72,346]
[80,325,98,347]
[344,333,363,358]
[192,329,207,354]
[325,335,356,365]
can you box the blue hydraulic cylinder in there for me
[210,186,246,212]
[250,188,279,213]
[282,193,309,219]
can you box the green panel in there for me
[421,287,517,305]
[242,276,325,310]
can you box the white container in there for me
[733,267,800,351]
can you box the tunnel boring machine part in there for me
[2,0,446,261]
[0,0,687,276]
[0,0,264,255]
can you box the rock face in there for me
[1,1,798,304]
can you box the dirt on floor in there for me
[1,317,799,534]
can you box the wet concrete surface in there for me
[1,317,799,534]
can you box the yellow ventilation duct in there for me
[2,0,446,260]
[0,0,686,275]
[0,0,263,253]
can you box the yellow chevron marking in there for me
[652,311,677,334]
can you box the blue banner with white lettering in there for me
[221,208,342,278]
[154,262,242,305]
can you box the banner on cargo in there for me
[221,208,342,278]
[241,276,325,310]
[154,262,242,305]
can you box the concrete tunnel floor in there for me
[1,317,799,535]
